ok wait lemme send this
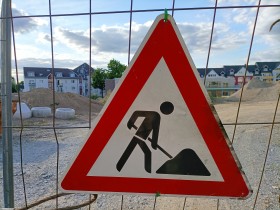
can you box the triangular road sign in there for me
[60,14,252,198]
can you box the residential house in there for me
[24,61,280,98]
[73,63,95,96]
[223,65,253,86]
[255,62,280,82]
[24,67,80,94]
[198,68,236,97]
[198,62,280,97]
[272,63,280,82]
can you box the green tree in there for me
[12,77,18,93]
[107,59,126,79]
[18,81,24,91]
[92,68,107,98]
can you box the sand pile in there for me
[227,78,280,102]
[13,88,103,116]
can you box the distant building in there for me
[198,61,280,97]
[73,63,100,96]
[23,67,80,94]
[105,78,120,95]
[255,62,279,83]
[23,61,280,98]
[272,64,280,82]
[198,68,236,97]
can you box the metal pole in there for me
[1,0,14,208]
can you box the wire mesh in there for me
[0,0,279,209]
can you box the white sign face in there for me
[88,58,223,182]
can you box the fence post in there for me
[1,0,14,208]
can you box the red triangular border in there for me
[60,14,251,198]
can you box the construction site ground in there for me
[0,79,279,209]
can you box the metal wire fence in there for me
[1,0,280,209]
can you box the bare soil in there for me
[226,79,280,102]
[13,88,103,117]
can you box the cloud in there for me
[11,7,48,34]
[51,24,143,54]
[217,0,258,5]
[255,5,280,43]
[11,57,106,81]
[36,33,54,45]
[232,1,280,45]
[250,46,280,63]
[49,19,248,57]
[54,28,90,50]
[232,8,253,24]
[178,22,248,53]
[92,26,129,53]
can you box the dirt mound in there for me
[227,78,280,102]
[13,88,103,116]
[246,77,274,89]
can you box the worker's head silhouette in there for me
[160,101,174,115]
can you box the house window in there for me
[238,77,244,83]
[29,80,36,90]
[222,91,229,96]
[29,79,35,84]
[70,73,75,77]
[27,72,35,77]
[71,80,75,83]
[72,87,76,90]
[56,72,62,77]
[209,82,220,87]
[263,65,268,71]
[255,68,259,74]
[230,69,234,75]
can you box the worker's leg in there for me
[137,139,152,173]
[116,137,151,173]
[116,137,139,171]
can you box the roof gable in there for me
[235,66,254,76]
[73,63,94,78]
[255,62,280,73]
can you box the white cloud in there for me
[11,7,48,34]
[13,43,51,60]
[255,6,280,43]
[56,28,89,48]
[48,19,248,57]
[8,2,279,78]
[251,46,280,63]
[36,33,53,44]
[232,8,253,24]
[217,0,258,5]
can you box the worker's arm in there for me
[127,111,142,130]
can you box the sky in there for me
[0,0,279,81]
